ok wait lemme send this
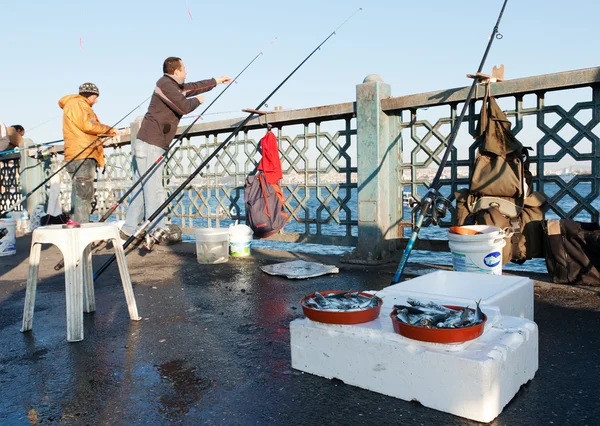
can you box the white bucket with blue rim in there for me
[448,225,506,275]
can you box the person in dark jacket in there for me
[120,57,231,242]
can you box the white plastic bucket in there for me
[229,224,253,257]
[448,225,506,275]
[0,218,17,256]
[195,228,229,264]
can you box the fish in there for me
[395,298,484,329]
[305,297,320,309]
[368,294,380,308]
[304,291,380,312]
[475,299,484,323]
[460,306,471,321]
[314,292,328,306]
[397,309,410,324]
[393,304,426,315]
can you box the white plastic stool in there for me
[21,223,141,342]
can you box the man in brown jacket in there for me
[59,82,121,223]
[121,57,230,242]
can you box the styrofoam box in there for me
[290,271,538,422]
[291,315,538,423]
[376,270,534,320]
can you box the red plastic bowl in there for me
[300,290,382,325]
[390,305,487,344]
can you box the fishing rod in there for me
[0,99,149,217]
[52,42,274,272]
[0,131,120,158]
[390,0,509,284]
[0,127,127,155]
[93,8,363,281]
[0,146,56,157]
[97,39,277,223]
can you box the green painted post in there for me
[355,75,399,261]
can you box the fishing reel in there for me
[431,196,453,226]
[34,149,55,161]
[144,227,169,251]
[410,189,453,228]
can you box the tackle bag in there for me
[542,220,600,286]
[244,173,289,238]
[469,89,533,198]
[455,190,546,264]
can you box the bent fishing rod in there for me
[93,8,363,281]
[390,0,509,284]
[52,43,274,272]
[0,98,150,217]
[97,40,276,223]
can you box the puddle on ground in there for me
[156,359,213,416]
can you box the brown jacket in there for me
[58,94,115,168]
[137,74,216,150]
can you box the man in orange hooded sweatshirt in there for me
[58,82,121,223]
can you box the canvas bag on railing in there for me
[244,173,289,238]
[542,219,600,286]
[470,88,532,198]
[455,190,545,264]
[455,89,546,263]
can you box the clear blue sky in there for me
[0,0,597,146]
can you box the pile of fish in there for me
[303,291,379,311]
[393,298,484,329]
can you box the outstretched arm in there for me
[182,78,217,98]
[183,76,232,97]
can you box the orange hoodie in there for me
[58,94,115,168]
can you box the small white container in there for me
[229,224,253,257]
[195,228,229,264]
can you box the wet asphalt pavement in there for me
[0,234,599,425]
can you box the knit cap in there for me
[79,82,99,96]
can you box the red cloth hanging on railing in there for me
[257,130,282,184]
